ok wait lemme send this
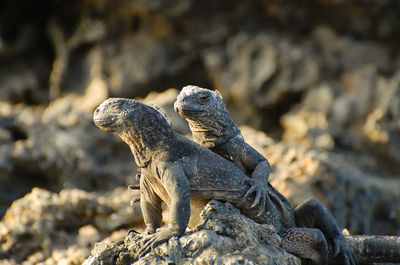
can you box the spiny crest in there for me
[102,98,141,113]
[147,103,172,126]
[97,98,171,126]
[214,90,223,99]
[181,85,223,101]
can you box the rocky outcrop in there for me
[83,200,300,265]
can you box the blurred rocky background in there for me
[0,0,399,264]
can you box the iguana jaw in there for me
[93,102,120,132]
[174,85,215,119]
[93,97,136,133]
[93,113,118,132]
[174,102,204,120]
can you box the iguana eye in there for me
[198,93,210,101]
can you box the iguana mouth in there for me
[176,106,203,118]
[93,115,117,131]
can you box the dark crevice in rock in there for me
[0,117,28,141]
[9,126,28,141]
[260,91,304,141]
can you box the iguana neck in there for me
[120,131,154,168]
[188,117,240,148]
[120,126,174,168]
[118,103,175,168]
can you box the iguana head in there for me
[94,98,173,166]
[174,85,239,147]
[94,98,171,133]
[174,85,226,120]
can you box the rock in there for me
[203,32,319,128]
[0,187,142,264]
[237,126,400,235]
[0,58,48,104]
[258,1,400,39]
[281,109,334,149]
[264,142,400,235]
[83,200,300,265]
[284,64,400,167]
[103,34,170,98]
[0,90,136,215]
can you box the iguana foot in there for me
[135,228,180,259]
[330,236,359,265]
[241,178,272,216]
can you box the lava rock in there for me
[83,200,300,265]
[0,187,142,264]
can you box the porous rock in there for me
[0,97,136,218]
[203,32,318,128]
[0,187,141,264]
[240,126,400,235]
[83,200,300,265]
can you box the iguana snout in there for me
[93,97,139,133]
[93,99,120,132]
[174,85,223,119]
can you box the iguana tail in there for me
[346,235,400,263]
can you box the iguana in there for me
[174,85,400,264]
[94,98,334,264]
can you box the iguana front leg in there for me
[139,175,163,234]
[237,142,273,216]
[137,162,191,258]
[161,162,191,235]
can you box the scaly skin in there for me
[174,85,400,264]
[94,98,331,264]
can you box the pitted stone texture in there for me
[84,200,300,265]
[0,187,141,264]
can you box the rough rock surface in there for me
[83,200,300,265]
[241,126,400,235]
[0,187,142,264]
[0,93,136,217]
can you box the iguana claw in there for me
[332,236,359,265]
[241,178,252,187]
[242,178,273,217]
[135,229,180,259]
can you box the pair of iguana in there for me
[93,86,400,265]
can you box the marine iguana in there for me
[174,85,400,264]
[94,98,332,264]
